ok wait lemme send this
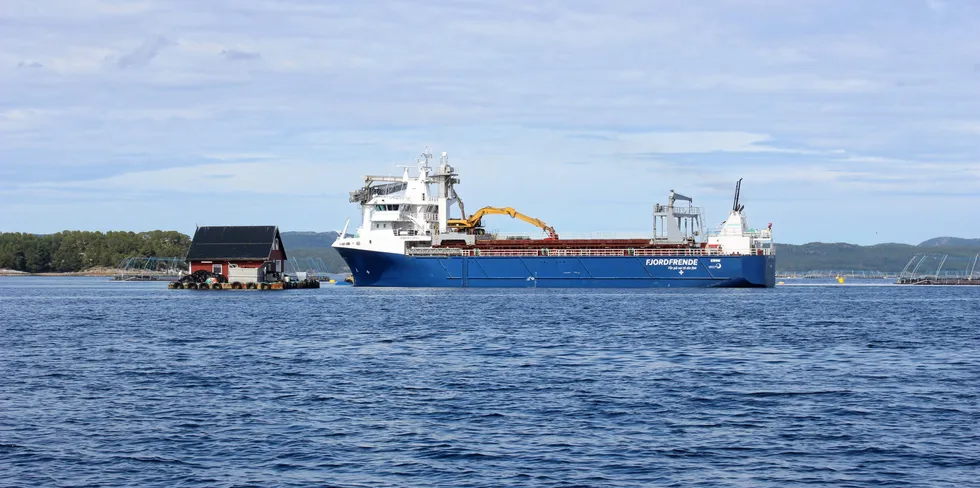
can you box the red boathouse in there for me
[186,226,287,282]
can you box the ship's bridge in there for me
[335,147,463,255]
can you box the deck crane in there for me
[446,206,559,240]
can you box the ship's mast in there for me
[430,150,461,233]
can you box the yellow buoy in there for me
[836,275,845,284]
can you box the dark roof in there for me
[185,226,287,260]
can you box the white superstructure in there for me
[333,148,460,255]
[706,179,773,255]
[334,149,774,257]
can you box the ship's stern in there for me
[741,254,776,287]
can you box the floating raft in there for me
[168,279,320,290]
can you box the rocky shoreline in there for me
[0,267,122,277]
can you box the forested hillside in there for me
[0,230,351,274]
[0,231,191,273]
[918,237,980,247]
[775,241,980,272]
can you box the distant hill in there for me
[281,231,342,249]
[918,236,980,247]
[5,228,971,275]
[280,231,349,273]
[276,231,980,274]
[777,240,980,272]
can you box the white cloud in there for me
[927,0,948,13]
[946,122,980,135]
[613,131,788,154]
[0,0,157,20]
[28,159,370,197]
[0,109,50,131]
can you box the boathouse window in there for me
[212,264,222,275]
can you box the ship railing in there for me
[706,229,772,239]
[475,232,658,241]
[548,232,655,240]
[754,246,775,256]
[407,247,466,256]
[407,247,740,258]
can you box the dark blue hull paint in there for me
[337,248,776,288]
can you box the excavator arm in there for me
[446,206,559,239]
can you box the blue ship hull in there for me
[336,248,776,288]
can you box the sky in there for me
[1,0,978,245]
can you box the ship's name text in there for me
[645,258,698,266]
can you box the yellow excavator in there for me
[447,206,559,240]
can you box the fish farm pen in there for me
[113,256,336,282]
[898,253,980,285]
[283,257,335,277]
[113,257,187,281]
[777,270,897,279]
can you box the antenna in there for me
[417,146,433,173]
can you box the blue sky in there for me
[2,0,978,245]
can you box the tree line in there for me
[0,231,192,273]
[14,229,967,274]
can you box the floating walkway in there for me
[168,279,321,290]
[896,277,980,286]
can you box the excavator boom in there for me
[446,206,558,239]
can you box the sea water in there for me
[1,277,977,487]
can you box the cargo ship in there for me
[333,148,775,288]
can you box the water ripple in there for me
[0,277,978,487]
